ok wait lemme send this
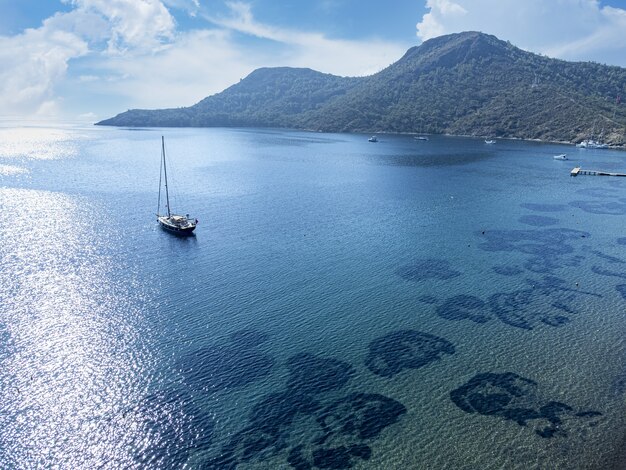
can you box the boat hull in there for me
[157,215,197,235]
[158,221,196,235]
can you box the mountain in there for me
[97,32,626,145]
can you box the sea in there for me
[1,123,625,469]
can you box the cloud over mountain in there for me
[416,0,626,66]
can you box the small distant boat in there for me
[156,136,197,235]
[484,139,496,144]
[553,154,568,160]
[577,120,609,149]
[414,136,429,141]
[368,136,378,142]
[576,139,608,149]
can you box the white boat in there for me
[484,139,496,144]
[368,136,378,142]
[553,154,567,160]
[156,136,197,235]
[577,121,609,149]
[414,136,429,141]
[576,139,608,149]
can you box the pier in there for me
[570,167,626,177]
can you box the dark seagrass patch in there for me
[365,330,455,378]
[450,372,602,438]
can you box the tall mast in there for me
[162,136,171,217]
[157,143,163,216]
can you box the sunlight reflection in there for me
[0,127,85,161]
[0,164,28,176]
[0,188,151,468]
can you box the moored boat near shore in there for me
[576,139,608,149]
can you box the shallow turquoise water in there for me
[1,124,625,469]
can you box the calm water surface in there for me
[1,124,626,469]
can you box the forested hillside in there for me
[97,32,626,145]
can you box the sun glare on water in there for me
[0,188,153,468]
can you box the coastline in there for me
[94,121,626,150]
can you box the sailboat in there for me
[156,136,197,235]
[576,120,609,149]
[576,138,608,149]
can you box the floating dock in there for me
[570,167,626,177]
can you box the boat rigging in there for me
[156,136,197,235]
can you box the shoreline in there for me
[93,121,625,149]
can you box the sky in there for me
[1,0,626,122]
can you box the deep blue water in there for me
[1,124,626,469]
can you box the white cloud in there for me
[206,2,407,77]
[91,29,255,109]
[65,0,175,53]
[0,0,179,119]
[416,0,626,66]
[0,27,88,117]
